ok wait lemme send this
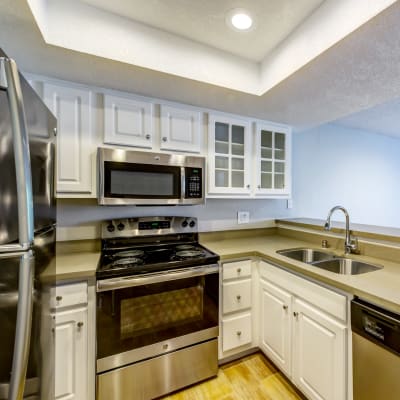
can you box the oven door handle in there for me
[96,264,220,292]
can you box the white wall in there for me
[56,198,290,240]
[290,123,400,227]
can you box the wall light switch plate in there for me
[287,199,293,209]
[237,211,250,224]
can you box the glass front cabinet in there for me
[253,122,291,197]
[208,114,291,198]
[208,114,252,195]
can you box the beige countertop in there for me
[200,233,400,313]
[42,252,100,282]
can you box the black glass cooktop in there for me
[97,239,219,279]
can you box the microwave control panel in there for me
[185,167,203,198]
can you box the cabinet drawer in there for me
[222,260,251,280]
[51,282,88,310]
[223,279,252,314]
[222,313,252,352]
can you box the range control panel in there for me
[185,167,202,198]
[101,216,198,239]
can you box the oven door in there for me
[96,265,219,373]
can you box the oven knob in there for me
[107,224,115,233]
[117,223,125,231]
[189,220,196,228]
[182,220,188,228]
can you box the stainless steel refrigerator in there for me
[0,50,56,400]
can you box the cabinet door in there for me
[293,298,347,400]
[55,307,88,400]
[160,105,201,153]
[208,114,251,195]
[254,123,291,197]
[259,279,292,377]
[104,94,154,148]
[44,83,94,195]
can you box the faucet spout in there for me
[324,206,357,254]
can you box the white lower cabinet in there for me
[259,261,348,400]
[55,307,88,399]
[259,278,292,377]
[52,281,95,400]
[293,298,347,400]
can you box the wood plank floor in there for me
[161,352,307,400]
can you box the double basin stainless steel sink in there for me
[276,248,383,275]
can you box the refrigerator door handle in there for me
[8,251,35,400]
[0,57,34,253]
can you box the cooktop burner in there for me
[97,217,220,279]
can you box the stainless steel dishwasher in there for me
[351,298,400,400]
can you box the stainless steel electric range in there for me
[95,217,220,400]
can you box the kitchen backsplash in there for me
[56,198,290,241]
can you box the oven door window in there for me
[96,274,218,360]
[104,161,181,198]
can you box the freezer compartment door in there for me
[0,251,37,400]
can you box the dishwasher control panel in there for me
[351,298,400,355]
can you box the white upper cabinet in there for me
[208,113,252,196]
[160,105,201,153]
[104,94,154,148]
[254,122,291,197]
[44,83,95,195]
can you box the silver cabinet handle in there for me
[237,268,241,274]
[236,331,242,336]
[236,295,241,301]
[246,184,250,189]
[162,344,168,350]
[145,134,151,140]
[56,296,62,302]
[293,312,298,317]
[258,185,261,189]
[162,136,167,142]
[77,322,84,329]
[283,305,288,310]
[0,57,33,253]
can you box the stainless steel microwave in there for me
[97,147,205,205]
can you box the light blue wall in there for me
[290,123,400,227]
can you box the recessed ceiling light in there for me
[226,9,254,32]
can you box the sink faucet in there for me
[324,206,358,254]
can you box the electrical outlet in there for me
[287,199,293,209]
[237,211,250,224]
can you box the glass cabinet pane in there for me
[261,130,272,147]
[215,122,229,142]
[231,171,244,188]
[215,170,229,187]
[261,161,272,173]
[275,132,285,160]
[232,157,244,170]
[274,174,285,189]
[231,125,244,156]
[261,173,272,189]
[275,162,285,174]
[215,156,229,169]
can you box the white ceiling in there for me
[2,0,400,135]
[80,0,325,62]
[335,97,400,139]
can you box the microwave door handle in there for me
[181,166,186,200]
[0,57,34,253]
[7,251,35,400]
[97,264,220,292]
